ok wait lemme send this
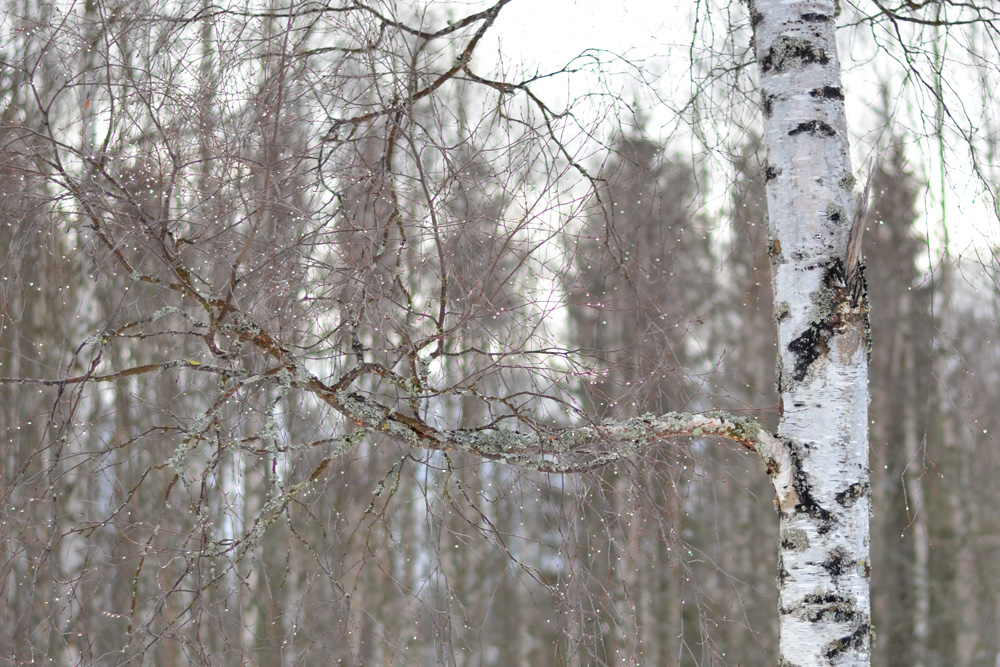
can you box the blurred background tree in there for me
[1,0,998,665]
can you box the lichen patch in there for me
[761,36,829,73]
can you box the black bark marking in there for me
[788,120,836,137]
[863,295,873,358]
[788,324,826,381]
[751,11,764,27]
[777,555,790,586]
[828,256,849,289]
[810,85,844,100]
[792,591,860,623]
[762,93,776,118]
[823,623,871,659]
[764,162,781,181]
[788,442,834,531]
[822,547,849,577]
[836,481,869,506]
[800,12,832,22]
[787,261,853,382]
[760,36,829,73]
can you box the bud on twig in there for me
[845,160,875,305]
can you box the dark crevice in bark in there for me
[823,622,871,659]
[763,93,776,118]
[788,120,836,137]
[777,555,790,585]
[788,324,828,381]
[787,261,854,382]
[822,546,850,577]
[827,257,850,289]
[835,481,869,506]
[809,86,844,100]
[800,13,832,23]
[787,443,835,531]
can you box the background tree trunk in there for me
[5,1,1000,665]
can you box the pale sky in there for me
[490,0,998,256]
[495,0,671,68]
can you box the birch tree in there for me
[751,1,873,663]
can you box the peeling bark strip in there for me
[753,0,872,665]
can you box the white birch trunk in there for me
[751,1,873,664]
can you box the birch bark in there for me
[751,1,873,664]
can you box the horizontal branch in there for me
[3,320,797,506]
[0,359,248,386]
[309,375,795,499]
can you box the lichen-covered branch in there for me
[3,309,796,488]
[306,369,793,481]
